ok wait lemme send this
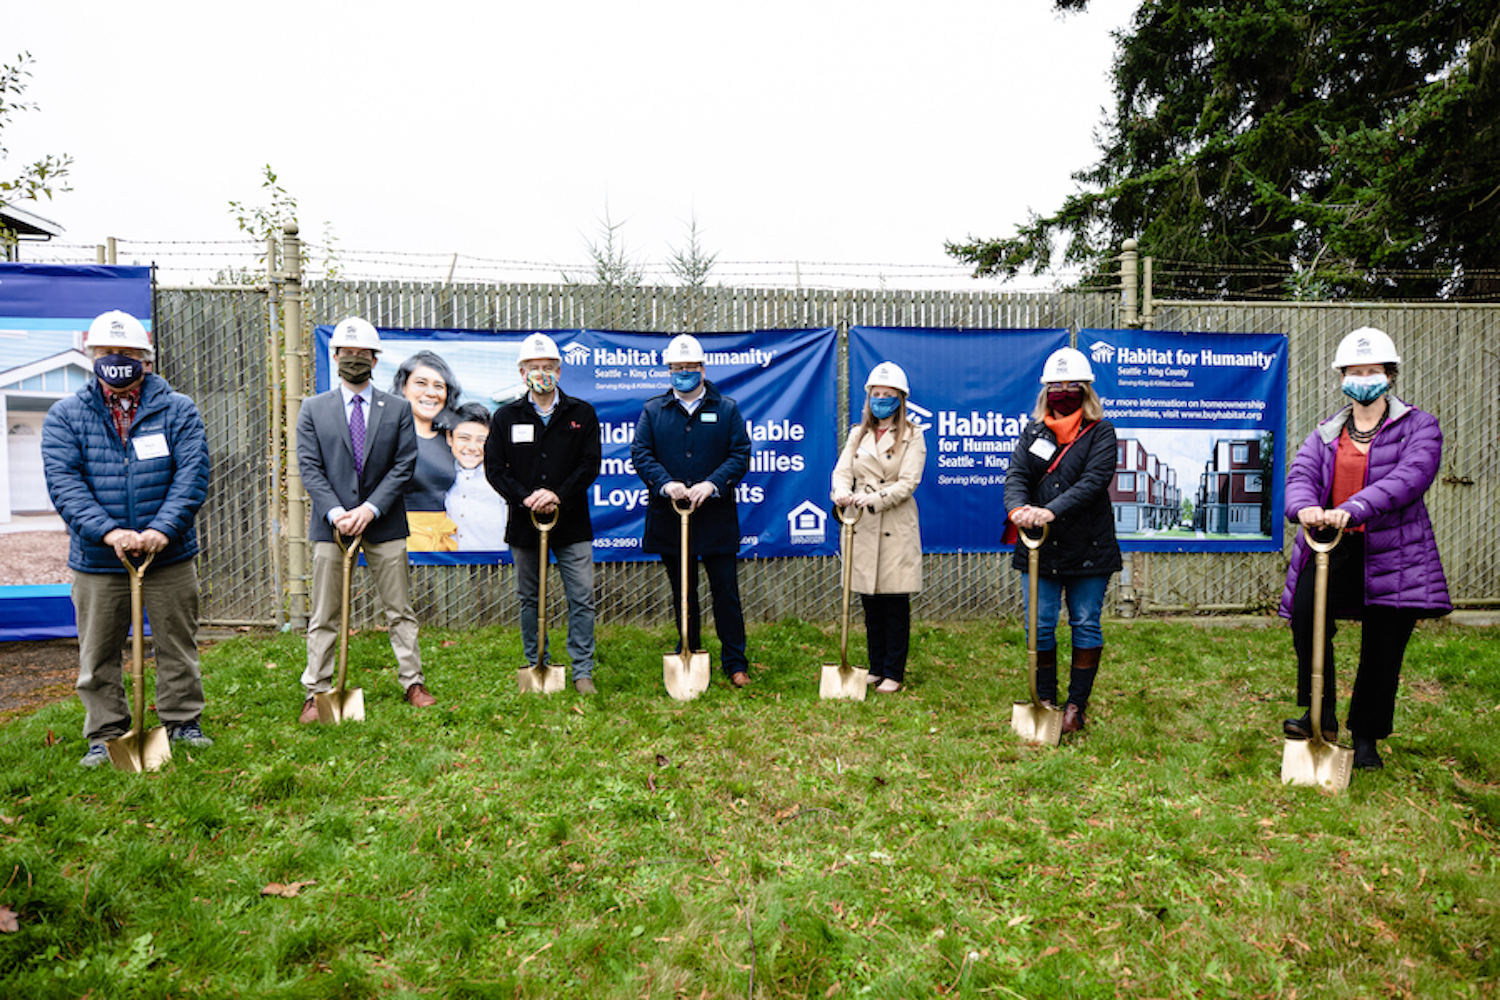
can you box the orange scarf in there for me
[1043,409,1083,445]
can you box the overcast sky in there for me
[7,0,1138,289]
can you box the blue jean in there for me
[513,539,596,679]
[1022,573,1110,652]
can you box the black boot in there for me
[1353,735,1384,770]
[1035,648,1058,707]
[1062,646,1101,733]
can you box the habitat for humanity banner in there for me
[313,326,839,563]
[0,263,154,640]
[1082,328,1288,553]
[848,327,1070,554]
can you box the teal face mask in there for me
[1342,374,1389,405]
[869,395,900,420]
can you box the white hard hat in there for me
[518,333,561,363]
[1332,326,1400,369]
[666,334,706,364]
[330,316,382,353]
[1040,346,1094,384]
[86,310,154,359]
[864,361,910,396]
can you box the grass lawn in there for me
[2,616,1498,998]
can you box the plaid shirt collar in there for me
[103,383,144,443]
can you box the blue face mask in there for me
[671,370,703,393]
[869,395,900,420]
[1342,374,1389,405]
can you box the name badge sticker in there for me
[512,424,535,443]
[133,433,170,460]
[1027,438,1057,461]
[701,412,718,423]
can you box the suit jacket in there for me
[296,385,418,544]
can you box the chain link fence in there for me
[155,280,1498,632]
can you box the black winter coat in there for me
[631,382,752,556]
[484,390,602,548]
[1003,418,1123,578]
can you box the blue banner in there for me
[848,327,1071,554]
[313,326,840,563]
[1082,329,1288,553]
[0,263,154,639]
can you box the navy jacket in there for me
[296,386,417,545]
[484,389,602,548]
[631,381,752,556]
[42,374,211,574]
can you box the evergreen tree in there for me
[948,2,1500,299]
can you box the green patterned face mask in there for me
[1341,374,1389,404]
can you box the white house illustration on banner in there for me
[786,500,827,545]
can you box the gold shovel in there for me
[1281,525,1354,791]
[316,533,366,724]
[820,504,868,700]
[663,497,712,701]
[1011,524,1063,746]
[517,506,567,694]
[106,551,172,772]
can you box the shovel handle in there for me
[1018,523,1049,550]
[1302,524,1343,553]
[117,550,157,578]
[672,495,696,516]
[529,505,560,533]
[333,532,364,560]
[833,502,863,527]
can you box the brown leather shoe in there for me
[729,671,750,688]
[404,683,437,707]
[1061,703,1086,734]
[298,697,319,724]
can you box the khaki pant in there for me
[302,538,423,694]
[73,558,204,742]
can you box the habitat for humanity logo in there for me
[906,399,933,428]
[562,342,592,365]
[1089,340,1116,366]
[786,500,827,545]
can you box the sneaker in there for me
[79,743,110,768]
[169,719,214,748]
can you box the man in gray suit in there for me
[295,316,436,722]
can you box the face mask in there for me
[1342,373,1389,405]
[671,370,703,394]
[1047,387,1084,416]
[338,355,374,385]
[525,369,558,395]
[869,395,901,420]
[94,354,145,389]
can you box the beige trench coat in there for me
[830,422,925,594]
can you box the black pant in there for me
[659,553,747,676]
[861,593,911,682]
[1290,533,1417,740]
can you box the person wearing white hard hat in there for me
[295,316,435,721]
[391,350,464,551]
[41,310,215,765]
[1278,326,1450,770]
[1003,346,1122,734]
[442,402,508,551]
[831,361,926,693]
[631,333,754,687]
[485,333,603,693]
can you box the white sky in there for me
[6,0,1138,289]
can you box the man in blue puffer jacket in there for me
[41,310,213,767]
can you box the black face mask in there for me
[338,356,374,385]
[95,353,145,389]
[1047,387,1083,416]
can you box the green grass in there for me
[2,616,1498,998]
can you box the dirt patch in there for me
[0,532,72,587]
[0,639,79,724]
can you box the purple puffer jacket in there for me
[1278,396,1451,618]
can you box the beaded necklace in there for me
[1347,406,1388,444]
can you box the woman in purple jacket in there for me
[1279,326,1451,770]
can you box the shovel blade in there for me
[517,665,568,695]
[819,662,868,701]
[1011,700,1063,746]
[315,687,365,724]
[1280,738,1354,792]
[106,727,172,773]
[663,651,712,701]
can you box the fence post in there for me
[267,234,286,628]
[282,223,309,629]
[1120,238,1139,327]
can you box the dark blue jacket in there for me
[42,374,211,574]
[631,381,752,556]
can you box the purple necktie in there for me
[350,394,366,479]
